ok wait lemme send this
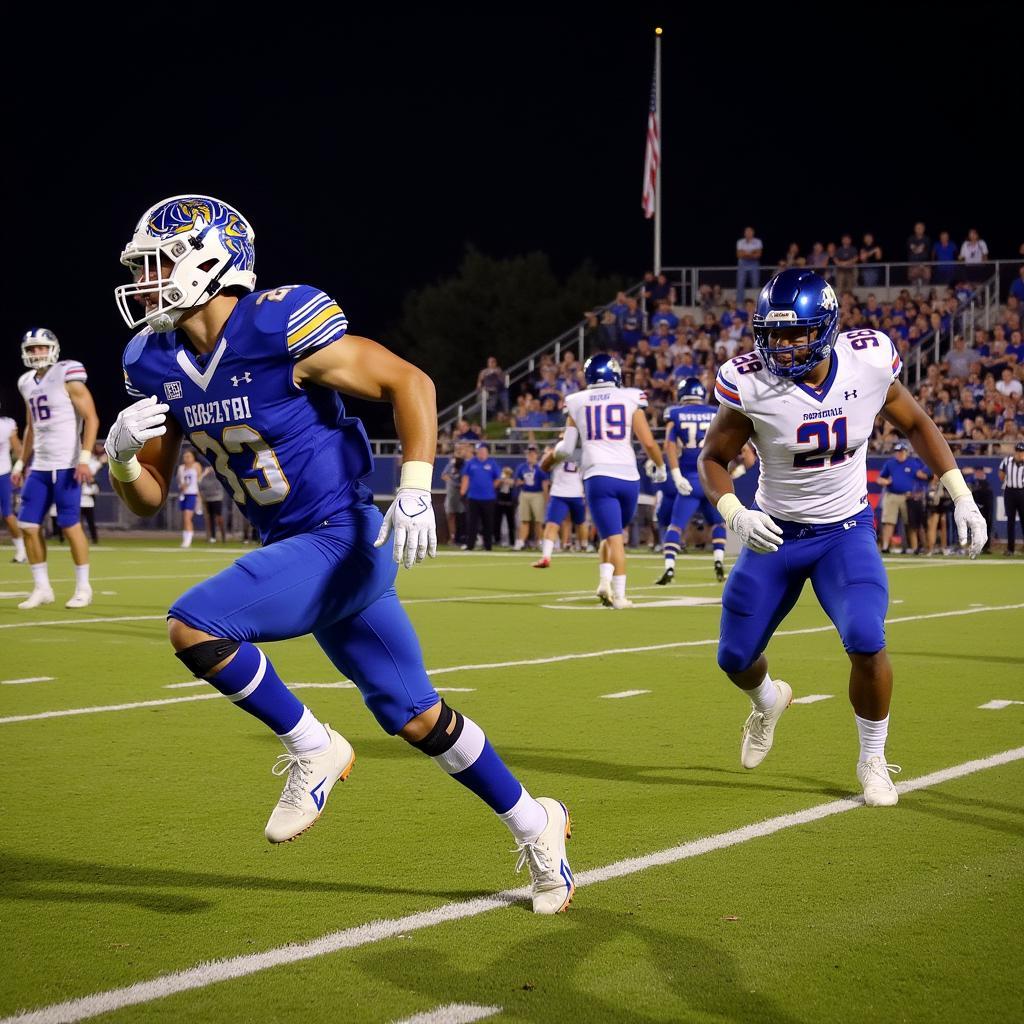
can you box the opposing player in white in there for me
[534,441,588,567]
[556,354,665,608]
[699,270,987,805]
[0,409,27,562]
[176,449,200,548]
[13,329,99,609]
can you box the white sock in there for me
[498,785,548,844]
[278,706,331,756]
[74,564,90,589]
[182,530,193,547]
[541,538,554,560]
[13,537,25,557]
[664,556,674,570]
[612,574,626,598]
[599,562,614,584]
[714,550,724,564]
[31,563,50,589]
[855,714,889,761]
[748,674,778,713]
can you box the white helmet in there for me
[114,195,256,334]
[22,328,60,369]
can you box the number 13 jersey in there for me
[564,385,647,482]
[122,285,374,544]
[715,330,902,524]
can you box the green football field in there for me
[1,541,1022,1024]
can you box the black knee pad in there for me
[175,638,240,678]
[410,700,464,756]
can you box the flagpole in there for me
[654,26,662,275]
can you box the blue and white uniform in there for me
[17,361,88,528]
[545,451,586,527]
[564,385,647,539]
[122,284,437,734]
[659,402,723,532]
[177,464,200,511]
[714,329,902,671]
[0,416,15,518]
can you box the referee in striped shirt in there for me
[999,441,1024,555]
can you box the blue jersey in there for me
[122,285,373,544]
[664,403,716,475]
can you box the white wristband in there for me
[940,468,971,502]
[108,455,142,483]
[717,492,745,529]
[79,448,91,464]
[12,459,24,475]
[399,460,433,491]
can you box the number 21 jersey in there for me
[715,330,902,523]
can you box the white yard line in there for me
[392,1006,501,1024]
[601,690,651,699]
[791,694,834,705]
[978,700,1024,710]
[0,615,165,631]
[3,603,1021,727]
[4,745,1021,1024]
[0,677,54,686]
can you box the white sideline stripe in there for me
[601,689,651,699]
[3,603,1023,726]
[5,747,1022,1024]
[0,615,164,631]
[978,700,1024,710]
[792,694,834,705]
[0,573,213,586]
[0,677,54,686]
[392,1005,501,1024]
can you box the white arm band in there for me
[79,448,91,464]
[716,493,745,529]
[12,459,24,475]
[108,456,142,483]
[940,468,971,502]
[399,460,433,491]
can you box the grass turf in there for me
[1,541,1022,1022]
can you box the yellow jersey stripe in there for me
[287,304,343,348]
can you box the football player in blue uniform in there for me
[654,377,727,586]
[106,196,573,913]
[698,269,987,805]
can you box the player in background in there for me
[13,329,99,609]
[655,377,727,585]
[556,354,665,608]
[198,462,227,544]
[79,441,107,544]
[106,195,573,913]
[176,449,201,548]
[533,439,587,567]
[0,409,27,562]
[699,269,987,805]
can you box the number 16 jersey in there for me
[122,284,374,545]
[564,385,647,482]
[714,330,902,524]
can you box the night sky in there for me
[5,10,1018,433]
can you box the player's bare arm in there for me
[633,408,664,468]
[66,380,100,485]
[698,406,753,505]
[663,422,680,472]
[11,407,32,487]
[293,335,437,463]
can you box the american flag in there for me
[641,71,659,219]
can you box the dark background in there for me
[4,9,1018,434]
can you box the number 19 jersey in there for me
[715,330,902,523]
[564,385,647,482]
[122,284,374,544]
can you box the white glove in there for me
[953,495,987,558]
[644,458,667,484]
[671,468,693,495]
[104,396,169,463]
[374,488,437,568]
[729,507,784,554]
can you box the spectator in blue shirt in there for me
[877,441,930,553]
[650,301,680,331]
[460,443,501,550]
[932,231,958,285]
[620,299,644,348]
[1009,266,1024,305]
[514,445,550,550]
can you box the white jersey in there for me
[0,416,15,475]
[715,329,901,523]
[178,465,200,495]
[549,450,584,498]
[564,385,648,482]
[17,361,88,471]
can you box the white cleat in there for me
[610,595,634,609]
[857,756,901,806]
[18,587,55,610]
[12,555,28,564]
[65,587,93,609]
[596,582,613,607]
[515,797,574,914]
[265,726,355,843]
[740,680,793,769]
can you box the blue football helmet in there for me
[752,269,839,379]
[21,328,60,369]
[115,195,257,333]
[677,376,707,404]
[584,353,622,387]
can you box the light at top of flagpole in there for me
[655,26,663,35]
